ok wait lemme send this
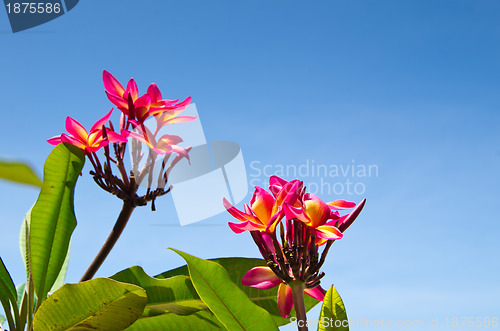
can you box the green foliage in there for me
[32,278,147,331]
[28,143,84,307]
[0,161,42,187]
[20,211,71,298]
[169,249,279,331]
[111,266,223,330]
[0,256,19,330]
[16,283,28,331]
[157,257,320,326]
[127,309,224,330]
[318,285,349,331]
[0,257,17,310]
[112,266,204,317]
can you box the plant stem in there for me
[290,281,308,331]
[80,201,135,282]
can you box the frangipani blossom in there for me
[103,70,191,124]
[224,180,303,234]
[147,83,193,117]
[154,108,196,134]
[127,124,190,161]
[47,109,126,153]
[226,175,366,325]
[47,69,195,219]
[242,267,325,318]
[283,193,344,244]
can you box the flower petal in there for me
[265,208,285,233]
[312,224,343,240]
[47,136,62,145]
[61,133,86,150]
[304,285,326,301]
[158,134,183,146]
[86,138,108,152]
[269,175,288,188]
[158,116,197,126]
[125,78,139,101]
[105,130,128,143]
[127,130,155,149]
[261,232,276,254]
[244,203,254,216]
[147,83,162,102]
[277,283,294,318]
[166,146,192,171]
[338,198,366,233]
[87,129,103,146]
[223,198,261,225]
[103,70,125,97]
[228,220,265,233]
[105,91,129,111]
[303,194,332,228]
[174,96,191,109]
[133,94,152,122]
[272,180,303,215]
[250,187,274,223]
[242,267,281,289]
[65,117,88,143]
[89,109,113,134]
[268,184,281,197]
[327,199,356,210]
[283,203,310,223]
[171,145,191,163]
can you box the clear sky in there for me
[1,1,499,330]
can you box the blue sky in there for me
[1,1,499,330]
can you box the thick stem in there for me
[290,281,308,331]
[80,201,135,282]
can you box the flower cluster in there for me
[224,175,365,318]
[48,71,195,209]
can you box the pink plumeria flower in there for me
[153,108,197,135]
[47,109,127,153]
[272,175,366,236]
[127,124,191,161]
[149,84,195,134]
[283,194,366,245]
[283,193,343,244]
[224,180,303,234]
[147,83,192,117]
[103,70,191,124]
[242,267,325,318]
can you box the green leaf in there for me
[48,240,71,295]
[29,143,84,306]
[126,309,224,330]
[19,212,29,271]
[318,285,349,331]
[32,278,147,331]
[16,283,28,331]
[110,266,223,330]
[0,314,5,326]
[0,257,17,308]
[16,283,26,309]
[0,256,18,330]
[111,266,206,317]
[169,249,278,331]
[0,160,42,187]
[156,257,320,326]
